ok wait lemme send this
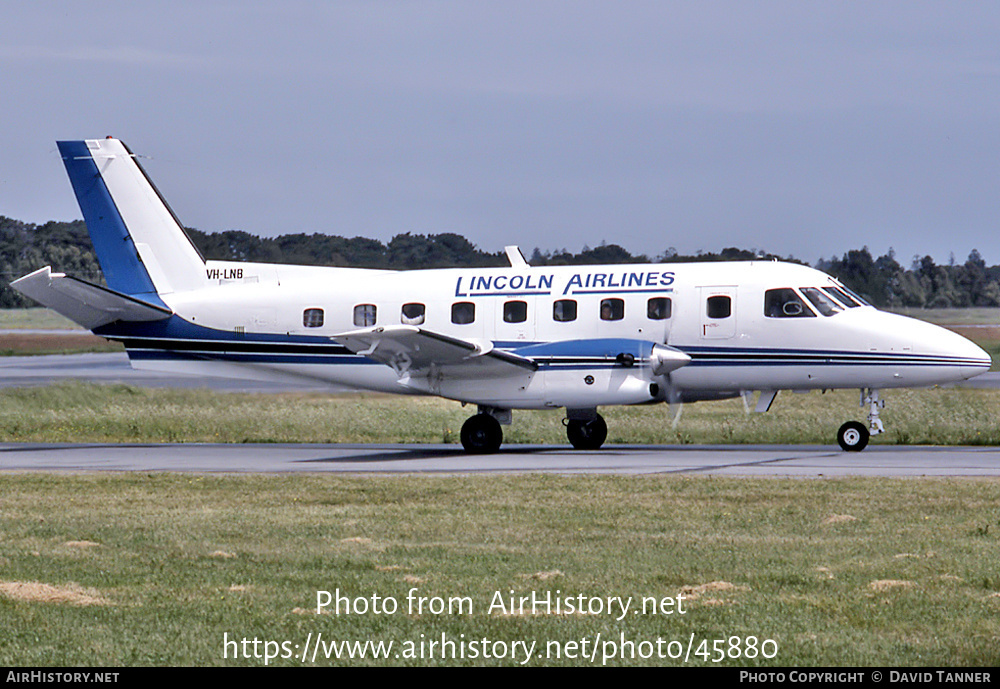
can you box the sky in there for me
[2,1,1000,266]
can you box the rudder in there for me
[57,138,206,297]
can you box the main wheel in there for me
[566,415,608,450]
[461,414,503,454]
[837,421,869,452]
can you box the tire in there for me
[566,415,608,450]
[837,421,869,452]
[461,414,503,454]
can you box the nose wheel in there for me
[837,388,883,452]
[837,421,869,452]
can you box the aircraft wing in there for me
[333,325,538,383]
[10,266,173,329]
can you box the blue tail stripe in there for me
[56,140,160,299]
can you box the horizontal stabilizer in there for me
[11,266,173,330]
[333,325,537,382]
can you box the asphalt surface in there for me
[1,442,999,476]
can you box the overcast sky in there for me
[3,1,999,265]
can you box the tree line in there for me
[1,215,996,310]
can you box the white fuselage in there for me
[122,257,990,410]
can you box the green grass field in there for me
[0,381,998,447]
[889,306,1000,325]
[1,474,998,666]
[0,308,82,330]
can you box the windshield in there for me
[800,287,843,316]
[822,285,861,308]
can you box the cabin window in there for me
[600,298,624,321]
[303,308,324,328]
[401,302,425,325]
[706,295,732,319]
[764,289,814,318]
[353,303,377,326]
[451,301,475,325]
[800,287,842,317]
[647,297,672,320]
[503,300,527,323]
[553,299,577,322]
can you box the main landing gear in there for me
[836,388,884,452]
[459,407,610,453]
[564,409,607,450]
[460,410,505,454]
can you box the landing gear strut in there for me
[565,413,608,450]
[837,388,884,452]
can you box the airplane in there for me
[10,137,992,454]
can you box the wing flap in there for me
[11,266,173,329]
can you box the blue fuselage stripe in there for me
[103,316,989,371]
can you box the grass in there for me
[0,474,997,666]
[0,308,82,330]
[889,306,1000,325]
[0,381,999,447]
[0,308,122,356]
[0,333,123,356]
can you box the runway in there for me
[3,442,1000,476]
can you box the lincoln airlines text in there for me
[455,270,676,297]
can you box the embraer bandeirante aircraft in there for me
[12,138,992,453]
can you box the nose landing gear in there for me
[837,388,884,452]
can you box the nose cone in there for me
[876,312,991,383]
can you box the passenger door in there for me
[699,286,737,340]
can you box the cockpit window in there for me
[800,287,843,317]
[764,289,815,318]
[839,284,870,306]
[822,286,859,308]
[822,286,861,308]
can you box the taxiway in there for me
[2,442,1000,476]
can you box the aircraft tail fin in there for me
[56,138,206,298]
